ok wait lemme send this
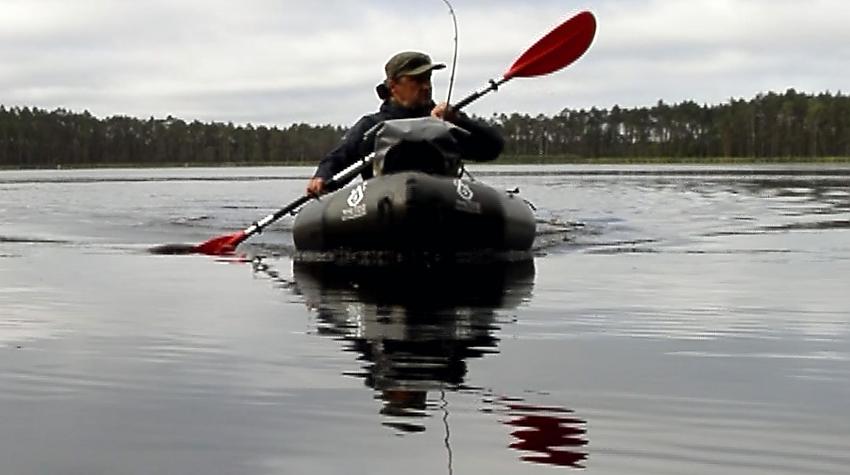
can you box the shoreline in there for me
[3,156,850,171]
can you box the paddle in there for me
[182,10,596,256]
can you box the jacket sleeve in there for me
[453,113,504,162]
[313,116,378,187]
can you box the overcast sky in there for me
[2,0,849,126]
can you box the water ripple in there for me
[584,394,850,475]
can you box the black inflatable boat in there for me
[293,117,536,258]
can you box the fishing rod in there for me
[440,0,459,104]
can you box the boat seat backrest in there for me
[373,117,469,177]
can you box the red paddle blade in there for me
[504,11,597,80]
[193,231,247,255]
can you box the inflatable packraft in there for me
[293,117,536,256]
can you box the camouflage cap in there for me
[384,51,446,79]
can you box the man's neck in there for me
[386,99,431,115]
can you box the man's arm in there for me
[432,103,504,162]
[308,116,377,194]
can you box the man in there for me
[306,51,504,195]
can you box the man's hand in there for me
[431,102,459,123]
[306,177,325,196]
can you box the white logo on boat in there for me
[342,183,367,221]
[455,180,474,201]
[453,179,481,214]
[347,184,365,207]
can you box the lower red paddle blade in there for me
[193,231,246,255]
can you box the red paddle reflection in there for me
[494,399,588,468]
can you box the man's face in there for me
[389,72,433,108]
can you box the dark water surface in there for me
[1,165,849,474]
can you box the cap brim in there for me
[401,63,446,77]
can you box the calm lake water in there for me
[1,165,849,474]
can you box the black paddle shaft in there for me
[452,77,510,110]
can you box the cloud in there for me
[2,0,849,125]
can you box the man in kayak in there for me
[306,51,504,195]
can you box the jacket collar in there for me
[380,99,435,119]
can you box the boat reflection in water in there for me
[286,258,588,468]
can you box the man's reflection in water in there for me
[293,261,523,421]
[279,258,586,468]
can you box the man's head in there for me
[380,51,445,109]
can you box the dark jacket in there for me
[313,100,503,188]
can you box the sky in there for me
[2,0,849,127]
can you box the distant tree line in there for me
[0,108,344,168]
[2,89,849,168]
[496,89,850,160]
